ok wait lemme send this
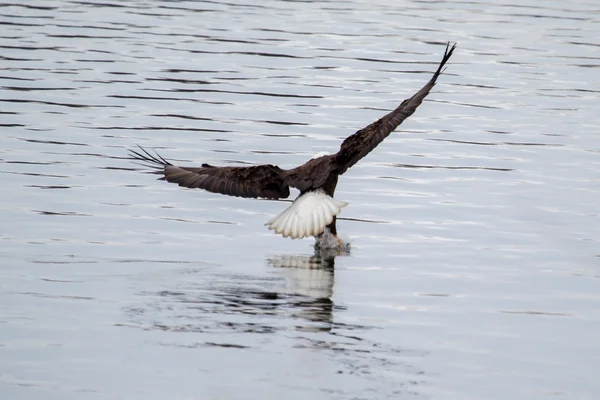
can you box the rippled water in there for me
[1,1,599,399]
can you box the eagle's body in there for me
[130,43,456,247]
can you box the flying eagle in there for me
[130,43,456,246]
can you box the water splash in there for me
[314,227,352,255]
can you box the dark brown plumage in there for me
[129,43,456,239]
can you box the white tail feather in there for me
[265,190,348,239]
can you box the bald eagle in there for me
[130,43,456,246]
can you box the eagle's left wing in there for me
[129,146,290,200]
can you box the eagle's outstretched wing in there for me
[336,43,456,174]
[129,146,290,199]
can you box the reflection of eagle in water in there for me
[130,43,456,247]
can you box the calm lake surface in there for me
[1,1,599,399]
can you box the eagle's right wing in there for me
[129,146,290,200]
[335,43,456,175]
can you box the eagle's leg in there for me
[316,216,344,248]
[326,216,338,236]
[314,176,344,248]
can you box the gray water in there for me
[1,1,599,399]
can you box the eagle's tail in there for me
[265,190,348,239]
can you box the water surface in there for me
[1,1,599,399]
